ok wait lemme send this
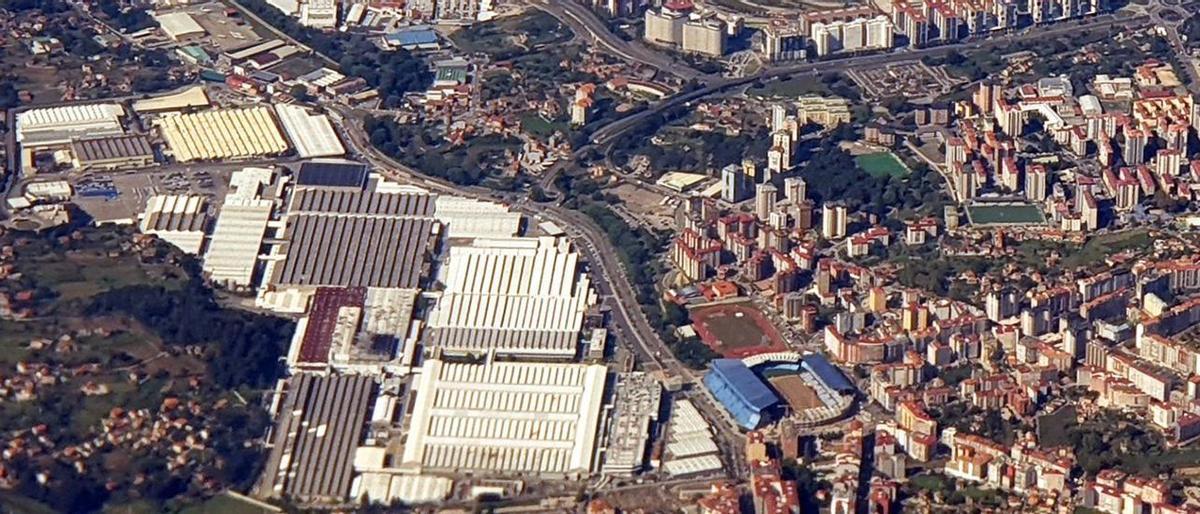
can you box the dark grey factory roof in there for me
[426,327,579,356]
[296,161,369,189]
[272,189,437,289]
[288,189,435,217]
[261,373,374,502]
[275,216,434,288]
[71,134,154,163]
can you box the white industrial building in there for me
[661,399,723,476]
[433,196,522,239]
[156,106,290,162]
[300,0,338,28]
[274,103,345,159]
[203,167,279,287]
[424,236,596,358]
[138,194,208,254]
[401,359,608,477]
[154,12,206,41]
[16,104,126,149]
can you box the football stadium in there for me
[703,352,857,430]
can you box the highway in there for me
[524,11,1151,194]
[330,107,681,376]
[534,0,713,82]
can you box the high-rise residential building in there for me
[822,203,848,239]
[974,82,998,116]
[1026,164,1048,201]
[842,18,867,50]
[722,164,751,203]
[644,8,687,46]
[756,183,779,220]
[742,158,759,183]
[770,104,789,132]
[994,97,1026,136]
[767,146,788,177]
[762,23,806,61]
[810,21,841,56]
[784,177,807,203]
[682,19,726,56]
[1122,125,1147,165]
[1156,149,1183,176]
[865,16,895,49]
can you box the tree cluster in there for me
[85,260,293,390]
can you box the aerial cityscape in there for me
[0,0,1198,512]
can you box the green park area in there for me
[966,203,1047,226]
[855,152,909,178]
[748,75,830,98]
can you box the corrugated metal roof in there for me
[272,190,436,289]
[384,26,438,46]
[261,373,375,501]
[72,134,154,163]
[295,160,367,188]
[401,359,607,475]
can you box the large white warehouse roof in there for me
[274,103,345,159]
[203,168,276,287]
[401,359,607,477]
[16,104,125,147]
[157,106,289,162]
[424,236,595,358]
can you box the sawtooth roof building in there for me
[138,194,207,254]
[269,188,436,290]
[401,359,607,478]
[424,236,596,359]
[260,373,375,503]
[156,106,290,162]
[70,134,156,170]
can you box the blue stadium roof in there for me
[705,359,778,429]
[709,359,777,410]
[802,354,856,394]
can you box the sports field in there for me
[768,375,823,411]
[855,152,909,178]
[690,303,787,358]
[966,203,1047,225]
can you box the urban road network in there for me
[317,2,1164,482]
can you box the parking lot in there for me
[71,165,234,224]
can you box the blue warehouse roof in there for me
[802,354,856,394]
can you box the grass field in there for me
[748,75,831,98]
[178,493,280,514]
[1036,405,1076,447]
[1062,229,1152,269]
[520,112,569,138]
[966,203,1047,225]
[450,11,570,57]
[855,152,909,178]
